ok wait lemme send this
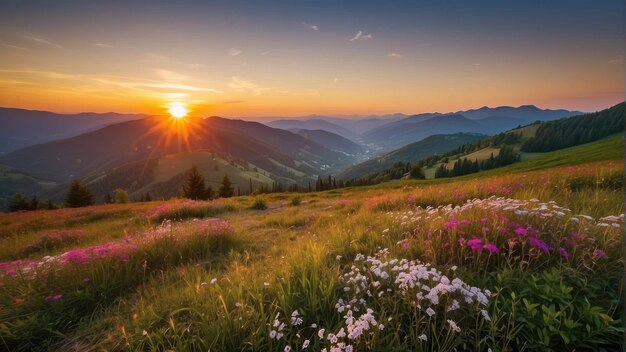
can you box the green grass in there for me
[0,150,623,351]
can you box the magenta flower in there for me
[483,243,499,254]
[593,249,607,259]
[45,294,62,302]
[467,237,483,252]
[514,227,528,236]
[459,220,471,226]
[480,217,488,223]
[558,247,569,258]
[458,237,466,247]
[528,237,549,253]
[63,249,90,264]
[444,218,458,229]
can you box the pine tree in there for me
[144,192,152,202]
[219,174,234,198]
[183,166,210,200]
[409,165,425,179]
[65,180,95,208]
[104,193,112,204]
[46,199,55,210]
[29,194,39,210]
[9,193,30,212]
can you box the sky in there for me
[0,0,623,118]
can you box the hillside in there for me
[338,132,485,180]
[0,108,146,154]
[362,105,581,150]
[0,117,355,183]
[0,153,622,351]
[290,129,365,155]
[266,119,359,141]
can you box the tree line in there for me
[521,102,624,152]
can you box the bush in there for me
[251,198,267,210]
[291,196,302,206]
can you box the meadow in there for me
[0,160,623,351]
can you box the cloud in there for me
[349,30,372,41]
[607,58,622,64]
[228,76,263,95]
[471,63,481,67]
[92,43,113,48]
[387,52,403,59]
[23,35,63,49]
[0,43,30,51]
[229,48,243,56]
[142,52,206,69]
[0,69,222,95]
[303,22,319,31]
[154,69,188,81]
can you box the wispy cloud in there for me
[92,43,113,48]
[0,69,222,95]
[229,48,243,56]
[303,22,319,31]
[228,76,263,95]
[471,63,481,67]
[607,58,622,64]
[154,69,188,81]
[142,52,206,69]
[0,43,30,51]
[23,35,63,49]
[349,30,372,41]
[387,52,403,59]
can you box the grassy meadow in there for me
[0,158,623,351]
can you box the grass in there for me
[0,154,623,351]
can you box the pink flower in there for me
[593,249,607,259]
[467,238,483,252]
[514,228,528,236]
[458,237,466,247]
[45,294,62,302]
[444,218,458,229]
[480,217,488,223]
[528,237,549,253]
[483,243,499,254]
[558,247,569,258]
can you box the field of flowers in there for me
[0,160,622,351]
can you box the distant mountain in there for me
[363,114,485,150]
[266,119,359,141]
[338,132,485,180]
[290,129,365,155]
[362,105,582,150]
[0,107,146,154]
[456,105,582,120]
[0,116,355,183]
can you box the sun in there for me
[168,102,188,119]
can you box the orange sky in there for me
[0,1,623,117]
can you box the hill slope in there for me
[290,129,365,155]
[0,107,146,154]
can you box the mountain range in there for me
[0,107,146,154]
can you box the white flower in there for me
[418,334,427,341]
[302,340,310,349]
[311,323,317,328]
[336,255,342,260]
[378,323,384,330]
[318,328,325,339]
[264,282,270,287]
[447,319,461,333]
[480,309,491,321]
[210,278,217,284]
[426,307,435,317]
[269,330,277,339]
[284,345,291,352]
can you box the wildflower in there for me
[480,309,491,321]
[558,247,569,258]
[378,324,384,330]
[269,330,277,339]
[418,334,427,341]
[593,249,608,258]
[210,278,218,284]
[467,238,483,252]
[514,227,528,236]
[302,340,310,349]
[264,282,270,287]
[284,346,291,352]
[480,217,488,223]
[318,328,325,339]
[426,307,435,317]
[529,237,549,253]
[336,255,342,260]
[483,243,499,254]
[447,319,461,333]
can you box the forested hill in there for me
[521,102,624,152]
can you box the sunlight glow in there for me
[168,102,188,119]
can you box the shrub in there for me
[290,196,302,206]
[251,198,267,210]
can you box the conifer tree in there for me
[9,193,30,212]
[219,174,234,198]
[183,165,210,200]
[65,180,95,208]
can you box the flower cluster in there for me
[389,196,622,263]
[0,219,233,279]
[269,249,491,351]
